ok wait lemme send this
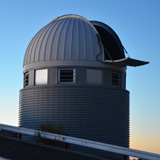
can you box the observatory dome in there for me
[23,15,103,70]
[20,15,132,159]
[20,14,149,159]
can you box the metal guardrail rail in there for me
[0,123,160,160]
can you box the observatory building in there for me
[19,15,148,157]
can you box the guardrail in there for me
[0,123,160,160]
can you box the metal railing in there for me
[0,123,160,160]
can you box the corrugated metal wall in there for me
[19,85,129,156]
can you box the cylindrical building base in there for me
[19,85,129,158]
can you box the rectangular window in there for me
[24,72,29,87]
[87,69,102,84]
[35,69,48,85]
[59,69,75,83]
[112,72,120,86]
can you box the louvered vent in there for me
[112,73,120,86]
[24,72,29,87]
[59,69,75,83]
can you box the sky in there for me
[0,0,160,155]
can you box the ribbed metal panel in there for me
[19,86,129,155]
[23,15,100,66]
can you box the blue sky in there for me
[0,0,160,154]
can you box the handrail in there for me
[0,123,160,160]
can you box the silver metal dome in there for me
[23,15,148,71]
[24,15,102,69]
